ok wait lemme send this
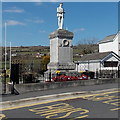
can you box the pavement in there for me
[1,82,118,101]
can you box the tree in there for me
[77,37,99,55]
[41,56,50,72]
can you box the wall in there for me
[99,35,119,56]
[77,62,100,72]
[118,33,120,56]
[76,54,119,72]
[11,78,119,93]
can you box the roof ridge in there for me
[106,34,116,37]
[79,51,114,62]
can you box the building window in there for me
[104,61,118,67]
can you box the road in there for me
[1,83,119,119]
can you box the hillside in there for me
[1,44,99,62]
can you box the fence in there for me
[98,70,120,79]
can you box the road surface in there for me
[1,83,119,119]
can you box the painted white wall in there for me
[106,56,119,61]
[99,34,119,56]
[118,33,120,56]
[76,62,100,72]
[76,61,118,72]
[76,54,119,72]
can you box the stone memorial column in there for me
[44,3,75,81]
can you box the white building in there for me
[75,51,120,78]
[99,31,120,56]
[76,51,120,71]
[75,32,120,78]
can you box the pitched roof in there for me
[99,34,116,44]
[78,51,113,62]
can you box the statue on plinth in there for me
[44,3,75,81]
[57,3,65,29]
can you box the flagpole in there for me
[5,22,7,71]
[3,22,7,94]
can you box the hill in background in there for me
[1,44,99,62]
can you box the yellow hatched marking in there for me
[110,101,120,106]
[36,106,74,115]
[81,90,120,111]
[69,115,89,120]
[100,90,120,95]
[82,95,118,101]
[103,98,120,104]
[76,114,89,118]
[111,107,120,111]
[29,103,69,113]
[0,114,6,119]
[46,108,88,118]
[29,103,89,119]
[82,90,119,100]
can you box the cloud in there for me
[25,19,44,24]
[6,20,26,26]
[3,7,25,13]
[73,28,85,33]
[34,20,44,23]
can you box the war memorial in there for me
[45,3,75,80]
[1,3,119,94]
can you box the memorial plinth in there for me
[47,29,75,71]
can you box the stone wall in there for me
[12,78,120,93]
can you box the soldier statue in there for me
[57,3,65,29]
